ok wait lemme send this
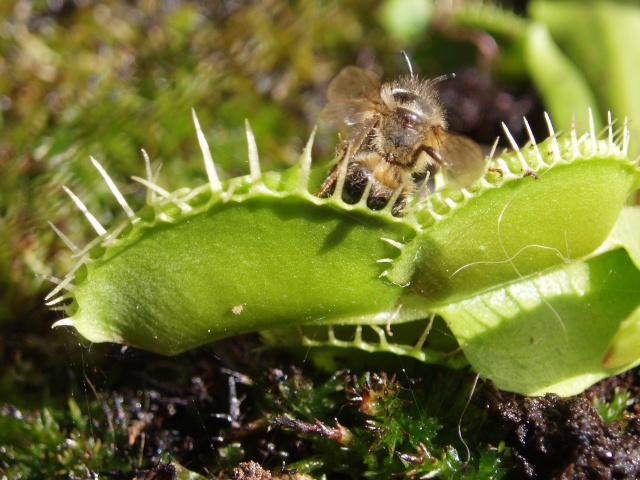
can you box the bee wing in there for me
[433,130,485,188]
[322,66,381,127]
[327,66,381,102]
[322,99,376,126]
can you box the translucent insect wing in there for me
[326,66,380,101]
[322,67,381,126]
[437,131,485,188]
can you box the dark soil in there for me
[484,374,640,480]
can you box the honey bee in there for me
[317,54,484,216]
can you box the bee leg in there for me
[316,142,352,198]
[317,157,368,201]
[341,162,369,204]
[420,145,443,167]
[391,194,407,217]
[333,138,350,158]
[366,190,392,211]
[366,160,405,214]
[366,190,405,215]
[317,117,379,199]
[316,164,340,198]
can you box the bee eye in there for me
[397,108,422,129]
[402,118,415,129]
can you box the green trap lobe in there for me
[70,195,419,355]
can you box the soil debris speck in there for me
[484,383,640,479]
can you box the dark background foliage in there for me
[1,0,639,478]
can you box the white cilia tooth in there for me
[297,126,316,192]
[607,111,614,151]
[357,178,374,208]
[244,119,262,183]
[333,143,353,200]
[384,187,403,214]
[623,117,630,156]
[45,295,67,306]
[523,117,544,166]
[131,176,192,213]
[192,108,222,192]
[91,157,137,222]
[48,221,81,255]
[487,136,499,162]
[377,258,394,263]
[141,149,159,204]
[588,107,597,152]
[502,122,528,171]
[544,112,561,161]
[62,186,107,236]
[38,273,62,285]
[52,318,75,328]
[45,274,75,301]
[570,115,579,158]
[380,237,404,250]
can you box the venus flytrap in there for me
[48,113,429,356]
[47,110,640,396]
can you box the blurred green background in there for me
[1,0,639,477]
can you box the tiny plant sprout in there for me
[47,109,640,396]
